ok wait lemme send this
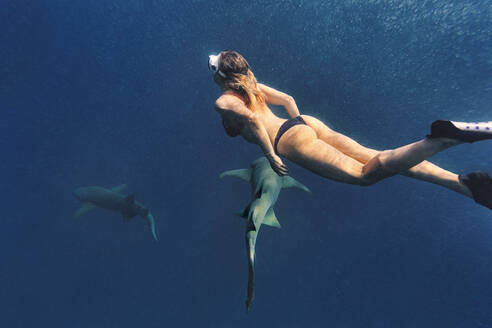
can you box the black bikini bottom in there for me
[273,116,307,155]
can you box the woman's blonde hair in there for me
[218,50,266,111]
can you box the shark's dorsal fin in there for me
[263,208,281,229]
[74,202,97,218]
[110,184,127,193]
[220,169,251,182]
[125,194,135,204]
[282,176,311,193]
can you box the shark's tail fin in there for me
[146,212,158,242]
[245,226,256,313]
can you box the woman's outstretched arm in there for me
[215,95,289,176]
[258,83,300,118]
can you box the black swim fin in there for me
[459,172,492,210]
[428,120,492,143]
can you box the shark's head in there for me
[251,157,270,168]
[251,157,282,180]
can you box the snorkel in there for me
[208,54,226,78]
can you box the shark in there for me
[220,157,311,312]
[73,184,158,241]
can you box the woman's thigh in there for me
[277,124,364,185]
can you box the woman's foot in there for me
[429,120,492,143]
[459,172,492,210]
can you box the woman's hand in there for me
[265,153,289,176]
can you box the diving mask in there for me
[208,54,226,78]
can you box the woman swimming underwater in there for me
[210,50,492,210]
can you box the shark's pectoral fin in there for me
[74,202,97,218]
[282,176,311,194]
[220,169,252,182]
[110,184,127,194]
[263,208,281,229]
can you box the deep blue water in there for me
[2,0,492,327]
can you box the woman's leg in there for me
[300,115,472,196]
[361,137,461,184]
